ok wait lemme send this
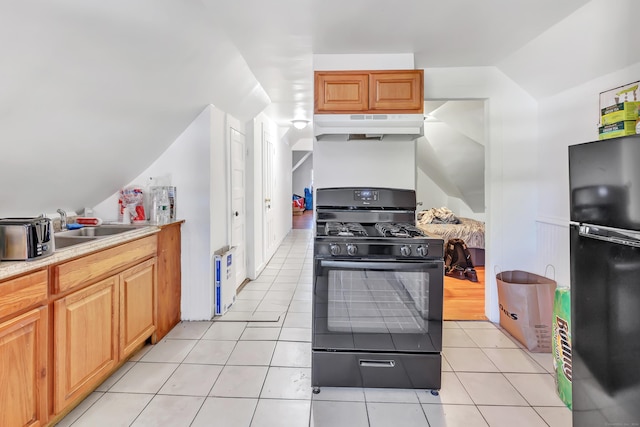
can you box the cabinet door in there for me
[155,223,181,341]
[0,307,47,427]
[120,258,156,359]
[314,72,369,113]
[369,71,424,112]
[54,277,118,414]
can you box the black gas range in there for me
[311,187,444,393]
[314,187,443,260]
[315,221,443,259]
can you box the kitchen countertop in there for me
[0,225,161,281]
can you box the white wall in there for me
[416,169,485,221]
[94,105,237,321]
[210,107,231,261]
[498,0,640,100]
[94,106,224,320]
[314,140,416,190]
[416,167,449,211]
[0,2,269,218]
[536,61,640,287]
[313,53,414,71]
[421,66,539,322]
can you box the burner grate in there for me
[375,223,425,238]
[324,222,368,237]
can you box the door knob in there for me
[234,211,239,217]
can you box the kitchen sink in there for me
[56,225,142,238]
[54,224,145,251]
[54,236,98,250]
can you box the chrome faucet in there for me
[57,208,67,230]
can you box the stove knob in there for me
[346,244,358,256]
[329,244,341,256]
[416,245,428,257]
[400,245,411,257]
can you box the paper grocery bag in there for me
[496,270,557,352]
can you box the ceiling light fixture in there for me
[291,119,309,130]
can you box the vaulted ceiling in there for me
[3,0,630,216]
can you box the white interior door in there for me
[262,130,277,261]
[230,127,247,290]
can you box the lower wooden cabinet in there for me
[53,277,118,414]
[119,258,156,359]
[0,307,48,427]
[155,222,182,341]
[51,236,159,418]
[0,231,176,426]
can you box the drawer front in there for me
[54,236,157,294]
[0,269,48,320]
[312,351,441,389]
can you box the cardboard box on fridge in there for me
[598,120,636,140]
[214,246,236,315]
[599,81,639,113]
[601,102,640,125]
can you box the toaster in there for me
[0,217,54,261]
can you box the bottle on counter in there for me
[154,187,170,224]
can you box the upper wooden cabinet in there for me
[314,72,369,113]
[314,70,424,114]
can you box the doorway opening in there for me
[417,99,487,320]
[292,150,313,230]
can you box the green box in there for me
[598,120,636,140]
[552,287,572,410]
[601,102,640,125]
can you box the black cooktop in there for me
[320,222,426,239]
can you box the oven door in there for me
[313,258,443,353]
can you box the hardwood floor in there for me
[297,210,486,320]
[292,209,314,229]
[443,266,486,320]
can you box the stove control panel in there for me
[316,242,442,259]
[354,190,379,201]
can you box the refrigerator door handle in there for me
[579,224,640,248]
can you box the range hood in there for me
[313,113,425,142]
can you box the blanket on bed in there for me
[417,212,485,249]
[417,207,460,224]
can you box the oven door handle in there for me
[320,260,441,270]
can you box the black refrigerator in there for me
[569,134,640,426]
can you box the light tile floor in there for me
[57,229,572,427]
